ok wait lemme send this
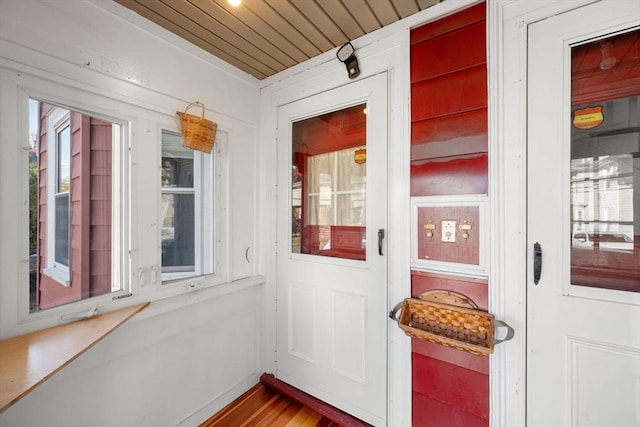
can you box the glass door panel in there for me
[570,29,640,292]
[291,103,367,260]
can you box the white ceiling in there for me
[115,0,441,79]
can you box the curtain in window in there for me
[306,147,365,227]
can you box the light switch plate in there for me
[441,220,457,243]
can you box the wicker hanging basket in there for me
[177,101,217,154]
[390,290,513,357]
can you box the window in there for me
[160,130,215,280]
[569,29,639,292]
[53,112,71,270]
[30,99,125,311]
[0,68,231,337]
[290,103,367,260]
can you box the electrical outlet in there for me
[441,220,457,243]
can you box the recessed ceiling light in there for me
[228,0,241,7]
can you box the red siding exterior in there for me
[413,353,489,419]
[89,118,113,296]
[410,154,488,197]
[409,3,489,426]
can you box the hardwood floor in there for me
[200,383,341,427]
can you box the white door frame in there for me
[489,1,602,426]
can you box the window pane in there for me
[291,104,367,260]
[161,193,195,272]
[162,130,193,188]
[162,157,193,188]
[29,99,120,311]
[57,125,70,193]
[570,29,640,293]
[54,193,70,266]
[161,130,198,275]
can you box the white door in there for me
[276,73,388,426]
[528,2,640,426]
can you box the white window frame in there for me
[4,87,132,335]
[160,130,216,281]
[43,107,72,286]
[1,70,228,337]
[152,121,227,296]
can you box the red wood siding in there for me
[71,112,91,299]
[411,21,486,82]
[412,65,487,121]
[413,388,488,427]
[411,4,486,45]
[413,353,489,420]
[409,3,489,426]
[411,154,488,196]
[36,104,49,309]
[89,118,112,296]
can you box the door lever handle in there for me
[533,242,542,285]
[378,229,385,256]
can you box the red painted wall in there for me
[411,2,487,198]
[410,3,489,426]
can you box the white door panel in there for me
[527,2,640,426]
[276,73,388,426]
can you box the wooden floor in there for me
[200,383,341,427]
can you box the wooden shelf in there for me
[0,303,149,413]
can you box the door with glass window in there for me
[276,73,388,426]
[527,2,640,425]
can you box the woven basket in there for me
[177,102,217,153]
[396,291,495,356]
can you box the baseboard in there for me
[176,373,261,427]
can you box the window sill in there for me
[0,302,148,413]
[42,267,70,287]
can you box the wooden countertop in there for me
[0,302,149,413]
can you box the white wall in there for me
[0,0,263,425]
[0,281,264,427]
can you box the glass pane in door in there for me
[570,29,640,292]
[291,103,367,260]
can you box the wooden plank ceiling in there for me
[115,0,441,79]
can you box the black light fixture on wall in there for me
[336,42,360,79]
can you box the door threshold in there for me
[260,373,372,427]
